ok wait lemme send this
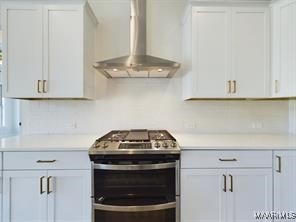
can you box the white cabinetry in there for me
[1,0,98,99]
[182,4,270,99]
[2,151,91,222]
[181,151,272,222]
[274,151,296,221]
[271,0,296,97]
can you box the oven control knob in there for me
[170,142,177,148]
[162,142,169,148]
[154,142,161,148]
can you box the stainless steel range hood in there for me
[93,0,181,78]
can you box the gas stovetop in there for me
[89,129,180,155]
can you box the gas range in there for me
[89,129,180,156]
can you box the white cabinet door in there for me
[43,5,84,98]
[271,0,296,97]
[181,169,227,222]
[192,7,231,98]
[47,170,91,222]
[2,171,47,222]
[2,4,43,98]
[231,8,270,98]
[274,151,296,221]
[227,169,272,222]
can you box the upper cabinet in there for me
[1,0,99,99]
[271,0,296,98]
[182,3,270,99]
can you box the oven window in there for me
[94,168,175,201]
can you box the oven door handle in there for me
[93,201,176,212]
[93,162,176,170]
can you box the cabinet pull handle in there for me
[47,176,53,194]
[40,176,45,194]
[42,80,47,93]
[276,155,281,173]
[37,80,42,93]
[275,80,279,93]
[232,80,237,94]
[223,174,227,192]
[219,158,237,162]
[227,81,231,94]
[229,174,233,192]
[36,160,56,163]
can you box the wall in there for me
[20,0,289,135]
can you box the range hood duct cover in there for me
[94,0,181,78]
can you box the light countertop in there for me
[174,133,296,149]
[1,133,296,151]
[0,134,98,151]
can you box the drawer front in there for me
[4,151,90,170]
[181,150,272,168]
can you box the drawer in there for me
[181,150,272,168]
[3,151,91,170]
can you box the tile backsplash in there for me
[20,78,289,134]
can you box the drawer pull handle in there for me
[40,176,45,194]
[219,158,237,162]
[223,174,227,192]
[36,160,56,163]
[276,155,281,173]
[229,174,233,192]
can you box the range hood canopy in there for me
[93,0,181,78]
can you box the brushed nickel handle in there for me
[40,176,45,194]
[37,80,42,93]
[275,80,279,93]
[42,80,47,93]
[223,174,227,192]
[36,160,56,163]
[47,176,53,194]
[93,201,176,212]
[227,80,231,94]
[94,162,176,171]
[229,174,233,192]
[232,80,237,94]
[276,155,281,173]
[219,158,237,162]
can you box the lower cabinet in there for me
[2,151,91,222]
[274,151,296,221]
[3,169,91,222]
[181,150,273,222]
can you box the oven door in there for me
[92,161,178,222]
[93,196,176,222]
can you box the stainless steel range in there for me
[89,129,180,222]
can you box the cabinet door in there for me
[231,7,270,98]
[192,7,231,98]
[2,3,43,98]
[43,5,84,98]
[47,170,91,222]
[274,151,296,221]
[2,171,47,222]
[271,0,296,97]
[227,169,272,222]
[181,169,227,222]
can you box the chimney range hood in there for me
[93,0,181,78]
